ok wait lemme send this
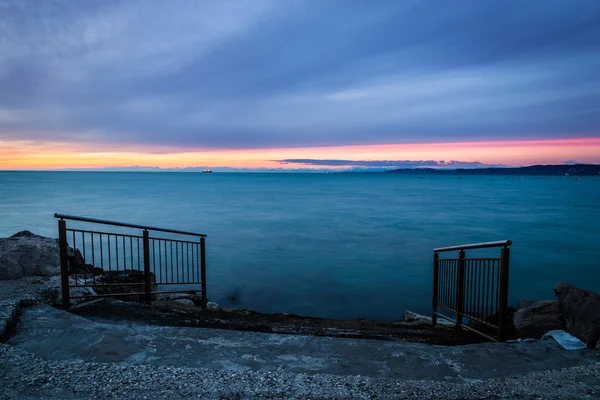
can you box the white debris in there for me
[542,330,587,350]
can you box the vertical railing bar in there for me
[456,250,465,328]
[445,260,449,308]
[186,242,190,283]
[485,260,494,321]
[444,260,448,308]
[130,237,134,270]
[82,231,88,285]
[438,260,442,308]
[107,234,112,274]
[197,243,201,284]
[441,261,445,308]
[167,240,175,282]
[481,259,486,320]
[446,261,449,309]
[180,241,184,283]
[498,247,510,341]
[454,259,458,310]
[465,260,470,317]
[494,259,498,321]
[446,260,449,309]
[487,260,492,321]
[152,238,156,276]
[201,236,207,306]
[82,231,86,263]
[115,234,119,273]
[469,260,474,317]
[163,240,167,283]
[175,241,179,283]
[122,236,126,270]
[496,259,500,322]
[58,219,70,308]
[475,260,481,320]
[482,259,488,320]
[191,242,195,284]
[432,252,439,326]
[71,230,77,287]
[479,259,484,321]
[158,239,162,283]
[143,230,151,305]
[137,237,141,269]
[100,234,104,271]
[474,259,479,320]
[91,233,95,274]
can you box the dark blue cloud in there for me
[0,0,599,149]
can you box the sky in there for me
[1,0,599,171]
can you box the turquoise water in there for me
[1,171,599,321]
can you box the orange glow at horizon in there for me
[1,137,600,170]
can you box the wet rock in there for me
[0,231,61,280]
[400,310,454,327]
[92,269,157,302]
[513,300,565,339]
[175,298,195,306]
[206,301,219,310]
[554,283,600,346]
[159,292,196,301]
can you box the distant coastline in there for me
[385,164,600,176]
[1,163,600,175]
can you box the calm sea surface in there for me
[1,171,599,321]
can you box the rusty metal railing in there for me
[432,240,511,341]
[55,213,207,308]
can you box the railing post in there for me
[456,250,466,328]
[498,246,511,341]
[143,230,152,305]
[200,236,207,307]
[432,252,439,326]
[58,219,70,309]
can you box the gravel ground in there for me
[1,343,600,399]
[1,277,600,399]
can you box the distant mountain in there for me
[386,164,600,176]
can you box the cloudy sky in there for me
[1,0,599,170]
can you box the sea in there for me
[1,171,599,322]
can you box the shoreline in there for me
[1,277,599,399]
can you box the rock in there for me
[398,310,454,327]
[517,299,537,310]
[0,231,61,280]
[554,283,600,346]
[174,298,195,306]
[159,292,196,301]
[93,269,157,302]
[513,300,565,339]
[206,301,219,310]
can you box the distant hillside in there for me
[387,164,600,176]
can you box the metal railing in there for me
[55,213,207,308]
[432,240,511,341]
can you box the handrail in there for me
[54,213,207,238]
[434,240,511,253]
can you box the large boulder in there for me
[0,231,61,280]
[513,300,565,339]
[554,283,600,346]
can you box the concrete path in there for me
[9,304,600,383]
[2,277,600,399]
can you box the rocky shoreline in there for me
[1,230,600,398]
[2,230,600,347]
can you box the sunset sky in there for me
[1,0,599,171]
